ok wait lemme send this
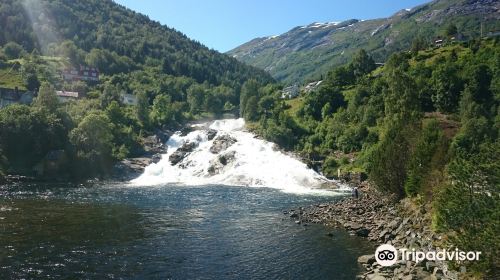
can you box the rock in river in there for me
[209,134,237,154]
[207,129,217,140]
[169,141,197,165]
[207,151,236,175]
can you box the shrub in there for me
[322,156,339,178]
[404,120,444,196]
[367,122,416,198]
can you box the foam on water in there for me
[131,119,348,195]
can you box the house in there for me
[56,90,81,102]
[0,87,36,108]
[281,84,299,99]
[121,92,137,106]
[61,65,99,82]
[434,39,444,48]
[303,81,323,94]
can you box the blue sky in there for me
[114,0,430,52]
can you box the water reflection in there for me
[0,198,144,278]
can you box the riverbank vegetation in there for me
[242,38,499,277]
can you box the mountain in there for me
[228,0,499,84]
[0,0,273,86]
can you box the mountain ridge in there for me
[228,0,499,84]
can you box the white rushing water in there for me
[131,119,348,195]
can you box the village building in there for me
[303,80,323,94]
[281,84,299,99]
[56,90,81,102]
[434,39,444,48]
[61,65,99,82]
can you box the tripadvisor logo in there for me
[374,244,482,267]
[375,244,398,266]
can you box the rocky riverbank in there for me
[111,129,172,181]
[287,183,461,279]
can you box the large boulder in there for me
[112,157,153,180]
[207,151,236,175]
[169,142,197,165]
[207,129,217,140]
[209,134,237,154]
[355,227,371,237]
[358,254,376,266]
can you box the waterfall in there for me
[131,119,348,195]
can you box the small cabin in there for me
[434,39,444,48]
[33,150,68,177]
[56,90,81,102]
[61,65,99,82]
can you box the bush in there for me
[433,142,499,275]
[322,156,339,178]
[2,42,25,59]
[0,105,66,172]
[404,120,445,196]
[69,112,114,176]
[367,122,416,198]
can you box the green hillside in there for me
[0,0,273,179]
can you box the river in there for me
[0,119,374,279]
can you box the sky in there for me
[114,0,431,53]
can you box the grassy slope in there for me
[0,64,25,90]
[0,56,69,91]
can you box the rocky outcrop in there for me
[288,183,460,279]
[143,129,171,155]
[207,151,236,175]
[207,129,217,140]
[111,129,171,181]
[209,135,237,154]
[169,142,197,165]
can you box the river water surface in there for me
[0,183,373,279]
[0,119,374,279]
